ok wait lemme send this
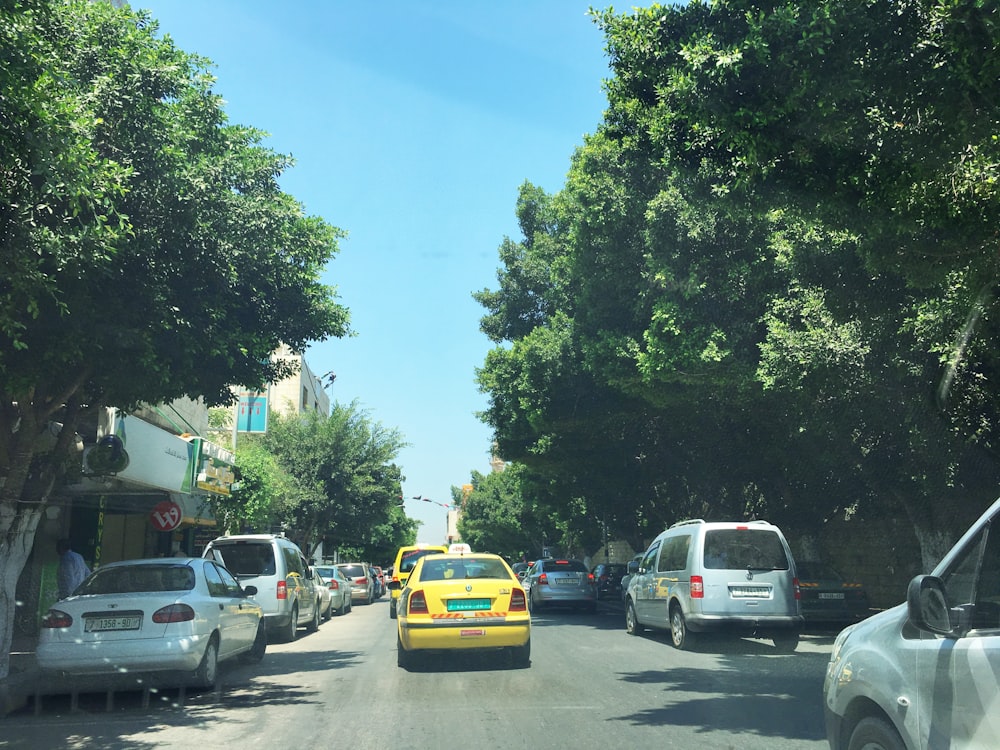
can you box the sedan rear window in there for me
[544,560,588,573]
[338,564,366,578]
[78,564,195,595]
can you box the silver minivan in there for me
[203,533,321,642]
[625,519,803,651]
[824,496,1000,750]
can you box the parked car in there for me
[391,552,530,669]
[591,562,628,601]
[624,519,802,651]
[202,533,321,642]
[314,564,352,615]
[522,558,597,613]
[796,561,870,626]
[824,496,1000,750]
[619,554,644,601]
[311,568,334,621]
[389,544,448,618]
[371,565,386,598]
[38,558,266,689]
[335,562,374,605]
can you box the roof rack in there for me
[669,519,705,529]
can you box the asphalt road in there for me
[1,596,836,749]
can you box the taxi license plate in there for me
[85,615,142,632]
[819,592,845,600]
[446,599,490,612]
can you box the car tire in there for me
[670,604,695,650]
[281,606,298,643]
[847,716,906,750]
[244,621,267,664]
[306,601,320,633]
[397,632,414,670]
[192,636,219,689]
[625,600,643,635]
[529,591,543,613]
[389,600,397,619]
[772,631,799,653]
[325,600,333,621]
[509,639,530,668]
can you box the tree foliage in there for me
[476,0,1000,565]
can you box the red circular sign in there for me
[150,500,183,532]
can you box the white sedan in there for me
[38,557,266,689]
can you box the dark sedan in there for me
[797,561,871,625]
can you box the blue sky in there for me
[138,1,612,541]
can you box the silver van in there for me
[824,497,1000,750]
[624,519,803,651]
[203,534,321,642]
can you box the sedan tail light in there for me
[408,590,428,614]
[691,575,704,599]
[328,580,340,590]
[41,610,73,628]
[538,573,548,585]
[153,604,195,623]
[509,589,527,612]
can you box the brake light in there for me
[408,590,428,614]
[510,589,527,612]
[328,580,339,590]
[41,610,72,628]
[538,573,548,585]
[793,577,801,600]
[691,575,704,598]
[277,580,288,600]
[357,577,369,585]
[587,573,595,583]
[152,604,195,623]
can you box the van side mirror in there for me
[907,574,969,637]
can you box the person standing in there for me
[57,539,90,598]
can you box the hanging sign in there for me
[150,499,183,532]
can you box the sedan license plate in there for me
[85,615,142,632]
[818,592,845,600]
[553,577,580,585]
[446,599,490,612]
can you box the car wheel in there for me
[847,716,906,750]
[508,639,530,668]
[306,601,321,632]
[281,606,298,643]
[244,621,267,664]
[325,600,333,621]
[389,599,397,619]
[625,600,643,635]
[192,636,219,689]
[670,604,695,649]
[772,631,799,653]
[529,590,543,613]
[397,631,414,670]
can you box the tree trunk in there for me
[0,504,43,680]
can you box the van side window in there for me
[641,542,660,572]
[282,546,302,576]
[942,519,1000,631]
[658,535,691,572]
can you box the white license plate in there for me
[553,578,580,585]
[818,592,845,600]
[85,615,142,632]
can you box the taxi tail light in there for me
[153,604,195,624]
[277,580,288,600]
[41,610,73,628]
[408,590,428,614]
[793,577,801,600]
[691,575,704,599]
[510,589,527,612]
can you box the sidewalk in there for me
[2,633,39,716]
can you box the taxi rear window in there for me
[400,549,440,573]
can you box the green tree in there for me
[0,0,349,677]
[261,403,407,562]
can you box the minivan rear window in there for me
[211,542,276,576]
[702,529,789,571]
[338,564,366,578]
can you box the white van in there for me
[203,534,321,642]
[824,497,1000,750]
[625,519,803,651]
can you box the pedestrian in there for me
[57,538,90,598]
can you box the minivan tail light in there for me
[691,575,704,598]
[277,580,288,600]
[408,590,428,614]
[41,610,73,628]
[153,604,195,624]
[792,577,801,600]
[510,589,527,612]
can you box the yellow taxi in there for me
[390,552,531,669]
[389,543,448,618]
